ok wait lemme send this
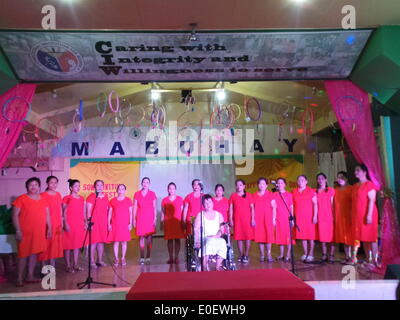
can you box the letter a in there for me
[341,5,356,30]
[41,5,56,30]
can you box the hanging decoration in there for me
[108,90,120,113]
[244,97,262,122]
[301,107,314,137]
[2,96,32,123]
[96,93,108,118]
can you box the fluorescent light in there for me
[216,90,226,101]
[151,90,161,100]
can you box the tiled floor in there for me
[0,237,383,294]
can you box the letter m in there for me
[71,142,89,156]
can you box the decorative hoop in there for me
[301,108,314,136]
[2,96,32,123]
[108,91,120,113]
[107,115,124,134]
[228,103,241,122]
[96,93,108,118]
[245,97,262,121]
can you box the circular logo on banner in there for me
[30,41,84,76]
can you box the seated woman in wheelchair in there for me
[194,194,227,271]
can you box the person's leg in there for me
[371,241,379,265]
[113,242,119,261]
[259,243,265,260]
[330,243,335,256]
[237,240,244,258]
[73,248,81,269]
[363,242,372,262]
[167,240,173,263]
[202,255,209,271]
[96,243,105,264]
[146,236,153,259]
[286,245,292,260]
[244,240,251,257]
[90,243,97,265]
[49,258,55,268]
[309,240,315,257]
[278,245,284,259]
[26,254,38,281]
[139,237,145,259]
[216,256,223,271]
[174,239,181,263]
[302,240,308,257]
[266,243,273,260]
[64,250,71,270]
[17,257,27,284]
[121,242,127,264]
[321,242,327,260]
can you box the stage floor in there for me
[0,237,383,295]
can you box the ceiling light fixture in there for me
[216,90,226,101]
[151,90,161,100]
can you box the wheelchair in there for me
[185,220,236,272]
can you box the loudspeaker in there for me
[384,264,400,280]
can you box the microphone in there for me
[95,190,99,198]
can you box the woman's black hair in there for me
[297,175,308,181]
[355,163,371,181]
[94,179,104,187]
[141,177,150,184]
[25,177,41,190]
[167,182,176,190]
[46,176,58,184]
[215,184,224,192]
[117,184,126,191]
[316,172,329,193]
[68,179,80,189]
[337,171,349,181]
[192,179,200,187]
[235,179,247,198]
[45,176,58,191]
[257,177,268,186]
[201,194,213,205]
[276,177,287,185]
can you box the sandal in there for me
[90,263,98,269]
[114,259,120,267]
[266,256,275,263]
[328,255,335,264]
[284,257,291,262]
[242,256,249,263]
[321,254,328,262]
[260,256,265,262]
[74,266,84,272]
[97,261,107,267]
[121,259,127,266]
[277,256,284,261]
[66,266,75,273]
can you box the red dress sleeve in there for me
[12,195,25,208]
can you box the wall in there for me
[0,158,70,207]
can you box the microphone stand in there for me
[278,191,300,277]
[77,192,116,289]
[199,184,204,272]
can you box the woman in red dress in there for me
[12,177,52,287]
[271,178,294,262]
[353,164,380,269]
[86,180,109,268]
[229,179,255,264]
[253,178,275,262]
[133,177,157,264]
[316,173,336,263]
[161,182,185,264]
[213,184,229,223]
[292,175,318,263]
[334,171,357,264]
[38,176,63,267]
[63,179,85,273]
[183,179,203,235]
[108,184,133,266]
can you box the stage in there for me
[0,237,386,298]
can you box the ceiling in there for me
[0,0,399,30]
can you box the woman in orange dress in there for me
[183,179,203,235]
[334,171,357,264]
[271,178,294,262]
[38,176,63,267]
[229,179,255,264]
[12,177,52,287]
[108,184,133,266]
[86,180,109,268]
[315,173,336,263]
[161,182,185,264]
[292,175,318,263]
[352,164,380,269]
[253,178,275,262]
[213,184,229,223]
[133,177,157,264]
[63,179,85,273]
